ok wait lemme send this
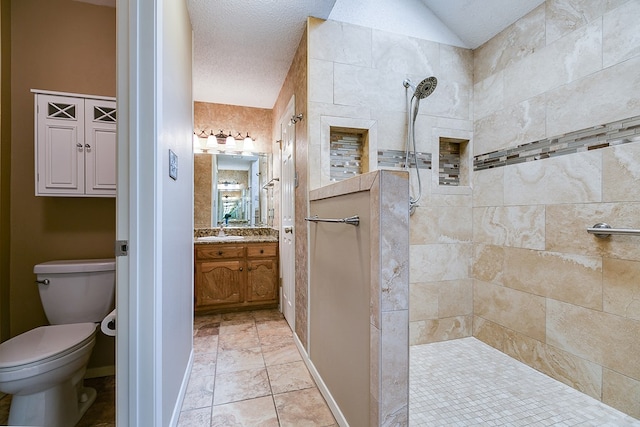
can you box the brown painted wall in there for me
[272,26,309,348]
[10,0,116,370]
[0,0,11,343]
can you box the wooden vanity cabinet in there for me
[194,242,278,313]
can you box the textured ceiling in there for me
[187,0,336,109]
[187,0,546,108]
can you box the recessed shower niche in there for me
[320,117,377,188]
[439,137,469,187]
[330,127,369,182]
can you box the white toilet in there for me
[0,258,115,427]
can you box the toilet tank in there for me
[34,259,116,325]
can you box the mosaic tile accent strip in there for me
[377,149,432,169]
[439,140,460,186]
[330,131,363,182]
[474,115,640,171]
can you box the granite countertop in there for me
[194,235,278,245]
[193,227,278,245]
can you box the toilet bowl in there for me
[0,259,115,427]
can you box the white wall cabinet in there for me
[33,90,117,197]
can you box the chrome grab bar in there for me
[587,223,640,238]
[305,215,360,226]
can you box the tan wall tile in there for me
[603,258,640,321]
[546,55,640,137]
[474,280,546,342]
[438,279,474,318]
[472,244,505,285]
[546,202,640,261]
[473,95,546,155]
[410,244,472,282]
[474,317,602,399]
[603,142,640,203]
[603,0,640,67]
[547,299,640,380]
[503,247,603,310]
[503,151,602,205]
[409,282,438,321]
[409,316,471,346]
[473,206,545,250]
[504,20,602,107]
[603,368,640,419]
[472,167,504,207]
[410,206,472,245]
[545,0,627,44]
[473,4,545,82]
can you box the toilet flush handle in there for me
[35,279,50,286]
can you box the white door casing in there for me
[280,96,296,330]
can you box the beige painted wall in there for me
[472,1,640,418]
[9,0,116,370]
[193,102,273,154]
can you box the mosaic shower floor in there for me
[410,337,640,426]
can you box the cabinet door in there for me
[247,258,278,302]
[195,259,244,308]
[36,94,85,195]
[84,99,117,196]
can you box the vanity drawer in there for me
[247,244,277,258]
[196,245,244,260]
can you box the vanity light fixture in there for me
[243,132,255,150]
[194,129,257,153]
[214,130,228,145]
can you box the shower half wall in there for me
[307,170,409,426]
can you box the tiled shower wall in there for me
[306,17,475,348]
[472,0,640,419]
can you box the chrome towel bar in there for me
[305,215,360,226]
[587,223,640,238]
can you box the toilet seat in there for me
[0,323,97,371]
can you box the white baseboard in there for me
[169,348,194,427]
[293,335,349,427]
[86,365,115,378]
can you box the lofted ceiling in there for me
[187,0,544,109]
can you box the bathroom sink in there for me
[196,235,244,242]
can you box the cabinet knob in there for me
[85,143,91,149]
[218,251,223,256]
[239,267,243,271]
[260,249,264,254]
[76,143,83,149]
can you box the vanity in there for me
[194,230,279,313]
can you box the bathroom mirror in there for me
[194,152,271,228]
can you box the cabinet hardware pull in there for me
[76,143,83,148]
[218,251,223,255]
[85,143,91,149]
[239,267,243,271]
[260,249,264,254]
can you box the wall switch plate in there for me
[169,149,178,180]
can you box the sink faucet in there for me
[217,222,226,237]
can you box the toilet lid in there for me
[0,323,96,368]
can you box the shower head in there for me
[414,76,437,99]
[403,77,438,99]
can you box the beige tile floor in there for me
[178,309,337,427]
